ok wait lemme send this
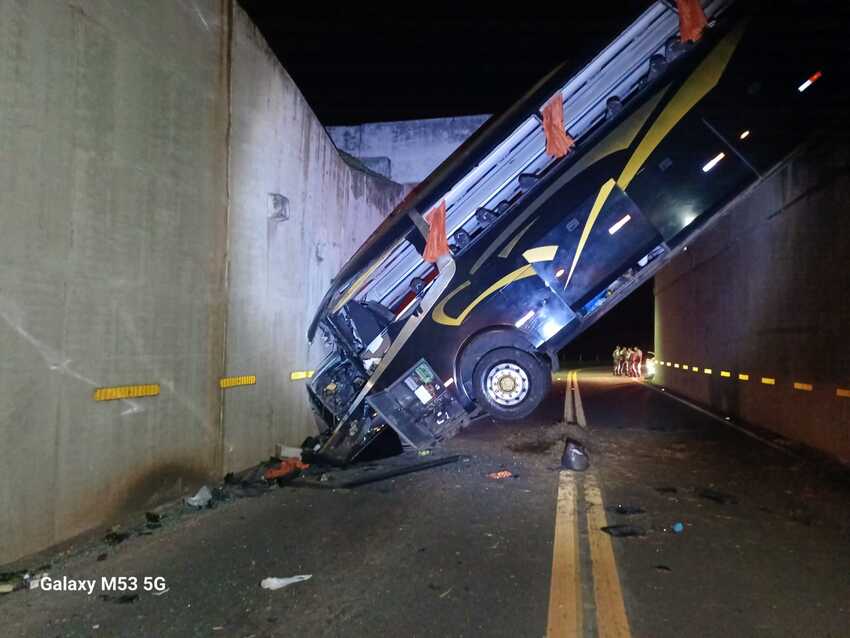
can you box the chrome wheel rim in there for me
[485,362,529,406]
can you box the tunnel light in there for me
[702,152,725,173]
[515,310,535,328]
[608,214,632,235]
[739,130,750,140]
[444,377,455,387]
[555,268,565,278]
[798,70,822,92]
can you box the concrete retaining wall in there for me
[0,0,402,564]
[328,115,489,185]
[221,11,403,472]
[654,138,850,461]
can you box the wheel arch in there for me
[454,326,549,406]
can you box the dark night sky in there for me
[237,4,652,125]
[238,4,657,356]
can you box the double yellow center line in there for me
[561,370,587,429]
[547,470,632,638]
[548,372,631,637]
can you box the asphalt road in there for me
[2,369,849,637]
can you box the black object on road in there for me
[601,524,646,537]
[337,455,466,488]
[561,439,589,471]
[104,531,130,546]
[607,504,645,515]
[698,488,738,505]
[100,594,139,604]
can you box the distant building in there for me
[328,114,490,186]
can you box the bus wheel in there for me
[472,348,550,420]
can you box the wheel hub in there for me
[485,362,530,406]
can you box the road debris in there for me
[600,524,646,537]
[561,439,589,471]
[185,485,213,509]
[260,575,312,590]
[654,564,672,572]
[487,470,514,480]
[100,593,139,604]
[671,522,685,534]
[607,504,645,515]
[263,458,309,483]
[698,488,738,505]
[334,455,466,488]
[104,530,130,545]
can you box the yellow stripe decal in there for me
[94,384,160,401]
[565,179,617,288]
[523,245,559,263]
[496,218,538,261]
[288,371,314,382]
[468,88,669,278]
[220,375,258,388]
[433,264,537,327]
[616,22,747,190]
[793,382,813,392]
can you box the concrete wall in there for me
[221,11,403,472]
[328,114,490,185]
[654,138,850,462]
[0,0,402,565]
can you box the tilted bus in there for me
[304,1,840,463]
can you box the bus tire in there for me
[472,347,550,420]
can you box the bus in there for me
[304,0,841,463]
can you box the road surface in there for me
[2,369,849,637]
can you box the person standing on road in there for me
[632,347,643,378]
[619,347,630,376]
[612,346,621,376]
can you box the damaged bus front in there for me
[305,1,838,464]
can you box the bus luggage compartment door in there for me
[531,183,662,312]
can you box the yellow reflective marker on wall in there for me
[674,363,680,368]
[220,375,257,389]
[720,371,731,378]
[692,366,699,372]
[837,388,850,399]
[738,373,750,381]
[704,368,713,375]
[793,382,813,392]
[94,384,160,401]
[761,377,776,385]
[289,370,315,381]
